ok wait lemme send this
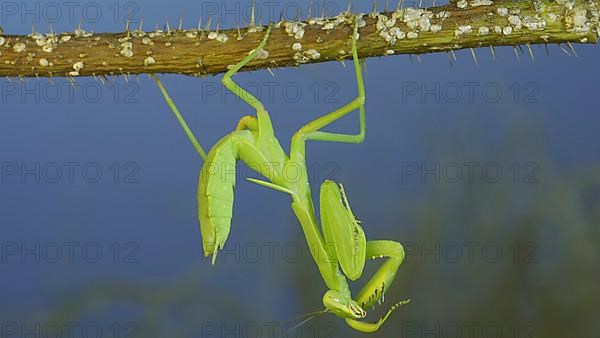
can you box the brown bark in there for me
[0,0,597,78]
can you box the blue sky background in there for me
[0,1,599,337]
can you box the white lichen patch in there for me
[556,0,576,10]
[407,31,419,39]
[34,37,46,46]
[455,25,472,37]
[185,31,198,39]
[144,56,156,66]
[497,7,509,16]
[310,12,352,32]
[149,30,165,38]
[39,58,49,67]
[436,11,451,19]
[258,49,269,59]
[376,12,412,45]
[478,26,490,35]
[386,49,395,55]
[249,47,270,60]
[284,22,306,40]
[72,61,84,71]
[61,35,71,42]
[68,71,80,76]
[470,0,493,7]
[119,39,134,57]
[0,36,6,47]
[546,13,558,22]
[357,17,367,28]
[74,27,93,38]
[32,33,58,53]
[306,49,321,59]
[322,22,335,30]
[403,8,434,32]
[294,48,323,63]
[379,30,393,42]
[13,42,26,53]
[508,15,523,29]
[457,0,468,8]
[430,24,442,33]
[142,37,153,45]
[503,26,513,35]
[29,32,43,40]
[522,16,546,30]
[390,27,406,39]
[208,32,218,40]
[292,42,302,51]
[570,7,591,33]
[494,25,503,34]
[120,48,134,57]
[132,29,146,38]
[216,33,228,43]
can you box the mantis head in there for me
[323,290,366,319]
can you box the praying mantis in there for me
[152,14,408,333]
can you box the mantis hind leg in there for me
[290,15,365,160]
[152,75,208,160]
[221,26,275,138]
[345,240,409,333]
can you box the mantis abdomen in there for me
[197,129,274,264]
[198,132,244,264]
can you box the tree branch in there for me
[0,0,597,78]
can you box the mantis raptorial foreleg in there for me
[355,241,405,308]
[345,240,409,333]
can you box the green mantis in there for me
[152,14,408,333]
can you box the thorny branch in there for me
[0,0,597,78]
